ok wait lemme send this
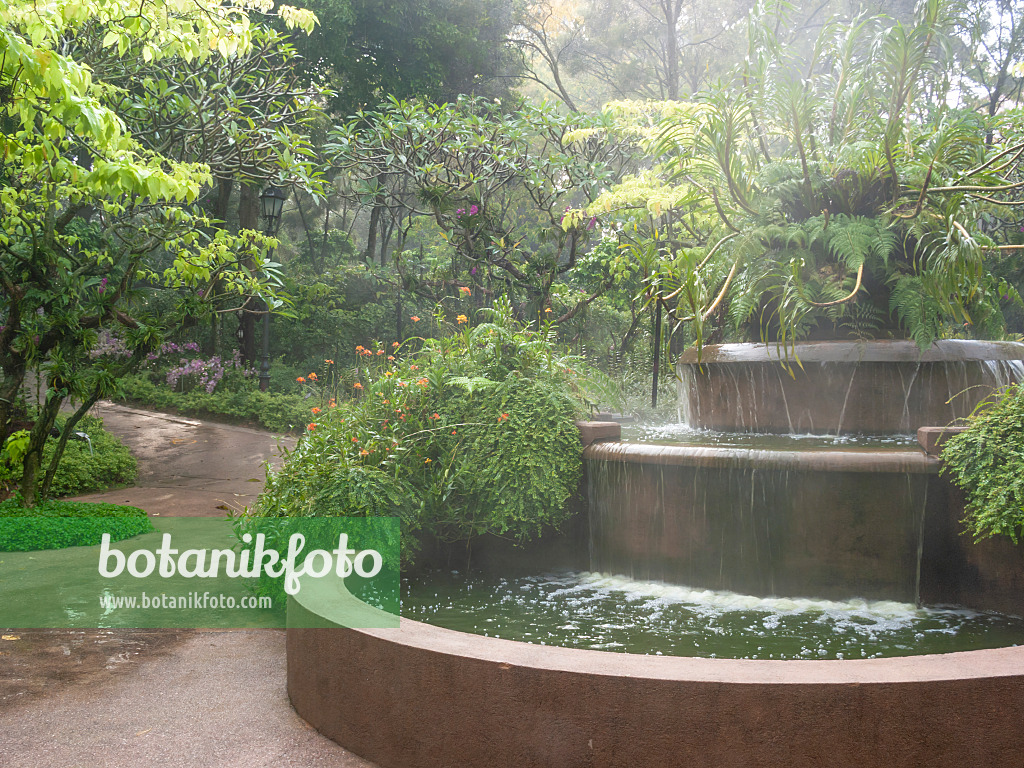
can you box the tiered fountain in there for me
[589,339,1024,611]
[287,339,1024,768]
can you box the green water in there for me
[402,571,1024,659]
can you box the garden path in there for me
[0,403,376,768]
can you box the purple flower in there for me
[469,204,478,215]
[470,267,477,275]
[98,277,108,295]
[587,216,597,231]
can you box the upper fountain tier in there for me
[676,339,1024,435]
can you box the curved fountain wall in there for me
[288,597,1024,767]
[677,339,1024,433]
[287,339,1024,767]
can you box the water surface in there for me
[402,570,1024,660]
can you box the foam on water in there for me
[621,422,918,449]
[402,570,1024,660]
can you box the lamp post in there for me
[258,185,288,392]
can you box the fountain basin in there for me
[287,603,1024,768]
[677,339,1024,433]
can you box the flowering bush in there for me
[137,343,254,395]
[248,298,586,562]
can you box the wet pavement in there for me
[0,403,376,768]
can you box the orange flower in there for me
[355,346,364,351]
[387,355,395,361]
[308,372,317,381]
[392,341,400,348]
[544,308,552,314]
[329,399,337,408]
[410,315,420,322]
[429,413,440,420]
[353,382,363,389]
[451,430,457,435]
[459,286,471,295]
[377,350,384,355]
[311,407,321,414]
[417,378,428,386]
[359,449,370,456]
[351,437,359,443]
[456,314,468,324]
[325,359,334,364]
[498,413,509,423]
[424,458,432,464]
[410,365,419,370]
[398,381,408,387]
[296,376,306,383]
[307,423,317,431]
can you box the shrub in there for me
[43,414,137,497]
[246,299,586,563]
[941,384,1024,542]
[115,374,310,432]
[0,498,152,551]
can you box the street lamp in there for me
[258,185,288,391]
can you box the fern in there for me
[890,275,944,349]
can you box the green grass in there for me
[0,498,153,551]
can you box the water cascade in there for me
[586,339,1024,606]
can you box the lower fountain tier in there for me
[585,441,939,603]
[676,339,1024,434]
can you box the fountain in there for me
[286,339,1024,768]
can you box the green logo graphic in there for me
[0,516,399,629]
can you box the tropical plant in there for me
[622,0,1024,354]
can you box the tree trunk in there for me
[365,204,382,264]
[238,184,259,366]
[19,389,62,507]
[0,364,27,444]
[39,390,101,501]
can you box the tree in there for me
[288,0,520,117]
[0,0,316,505]
[328,97,643,320]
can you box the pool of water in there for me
[620,422,919,450]
[402,570,1024,660]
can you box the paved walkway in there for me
[0,403,376,767]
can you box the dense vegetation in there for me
[1,0,1022,542]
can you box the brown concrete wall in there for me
[585,443,937,602]
[920,475,1024,616]
[288,610,1024,768]
[677,340,1024,434]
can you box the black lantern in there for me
[259,185,288,234]
[258,185,289,391]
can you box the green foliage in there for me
[942,384,1024,542]
[627,1,1024,353]
[0,430,30,493]
[115,375,311,433]
[0,499,152,552]
[41,414,137,498]
[245,299,586,562]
